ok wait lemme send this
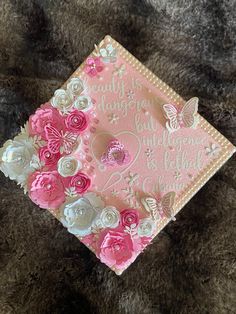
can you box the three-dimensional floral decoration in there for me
[59,192,155,269]
[0,40,195,274]
[0,77,94,209]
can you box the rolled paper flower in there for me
[84,57,104,77]
[0,133,39,187]
[51,89,73,114]
[97,228,135,269]
[39,146,60,168]
[59,193,103,236]
[120,208,139,228]
[28,171,65,209]
[65,110,88,133]
[67,77,84,96]
[74,95,93,112]
[99,206,120,228]
[29,103,63,139]
[137,218,156,237]
[57,156,82,177]
[101,139,131,167]
[70,172,91,194]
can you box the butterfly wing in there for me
[63,132,78,154]
[99,48,108,58]
[107,45,117,63]
[161,192,176,221]
[106,44,113,54]
[182,97,199,128]
[163,104,180,133]
[45,125,62,154]
[141,197,160,220]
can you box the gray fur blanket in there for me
[0,1,235,313]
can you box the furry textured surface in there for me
[0,1,235,313]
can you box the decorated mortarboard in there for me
[0,36,235,275]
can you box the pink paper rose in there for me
[70,172,91,194]
[29,103,63,139]
[39,146,60,169]
[28,171,65,209]
[84,57,104,77]
[120,208,139,228]
[65,110,88,133]
[97,229,135,269]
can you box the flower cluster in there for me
[84,43,117,77]
[0,77,94,210]
[59,193,156,270]
[51,78,92,114]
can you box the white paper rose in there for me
[99,206,120,228]
[0,133,40,187]
[74,95,92,112]
[57,156,82,177]
[137,218,156,237]
[51,89,73,113]
[67,78,84,96]
[59,192,105,236]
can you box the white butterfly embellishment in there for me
[141,192,176,221]
[45,125,78,155]
[95,44,117,63]
[163,97,199,133]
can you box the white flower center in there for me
[114,244,120,251]
[15,156,22,162]
[46,184,52,190]
[77,208,84,215]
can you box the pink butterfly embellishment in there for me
[163,97,199,133]
[45,125,78,155]
[141,192,176,221]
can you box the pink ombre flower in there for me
[70,172,91,194]
[101,139,131,167]
[120,208,139,228]
[65,110,88,133]
[39,146,60,169]
[97,229,135,269]
[84,57,104,77]
[28,171,65,209]
[29,103,63,139]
